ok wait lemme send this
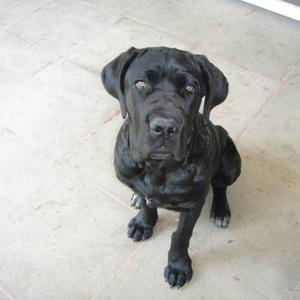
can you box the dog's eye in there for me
[185,84,195,93]
[135,80,148,90]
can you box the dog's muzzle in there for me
[147,116,179,160]
[142,109,186,161]
[129,94,191,162]
[149,117,178,137]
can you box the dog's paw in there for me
[127,217,154,241]
[130,193,143,209]
[210,200,231,228]
[164,256,193,288]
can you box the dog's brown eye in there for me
[136,80,148,89]
[185,84,195,93]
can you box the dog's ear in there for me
[196,55,229,125]
[101,47,140,118]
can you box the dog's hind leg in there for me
[210,186,231,228]
[210,136,241,228]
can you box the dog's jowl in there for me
[101,47,241,287]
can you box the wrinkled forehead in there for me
[127,48,197,79]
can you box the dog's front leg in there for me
[128,198,158,241]
[164,207,202,287]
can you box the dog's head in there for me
[101,47,228,163]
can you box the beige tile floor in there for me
[0,0,300,299]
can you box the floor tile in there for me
[0,288,14,300]
[237,63,300,176]
[67,17,190,75]
[0,137,139,300]
[0,30,53,99]
[0,126,54,201]
[0,0,49,29]
[204,58,278,139]
[7,1,119,57]
[62,115,130,207]
[95,230,269,300]
[291,282,300,300]
[196,8,300,80]
[0,0,18,28]
[118,0,251,45]
[190,143,300,299]
[0,60,117,159]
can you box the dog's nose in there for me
[149,117,178,137]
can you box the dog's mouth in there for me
[149,151,173,160]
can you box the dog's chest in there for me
[131,162,209,209]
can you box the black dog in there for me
[101,47,241,287]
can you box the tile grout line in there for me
[77,109,120,145]
[235,57,300,141]
[102,109,120,125]
[0,23,95,105]
[0,287,15,300]
[67,60,101,77]
[190,246,238,279]
[90,243,145,300]
[289,279,300,300]
[0,124,136,214]
[57,160,136,213]
[190,246,272,300]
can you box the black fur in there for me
[101,47,241,287]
